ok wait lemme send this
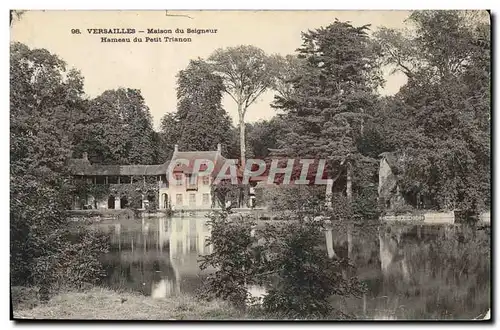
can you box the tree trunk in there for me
[238,105,246,169]
[347,225,353,260]
[360,108,364,137]
[325,179,333,209]
[346,160,353,202]
[346,160,353,265]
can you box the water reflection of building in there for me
[378,228,410,283]
[324,225,410,283]
[103,216,212,299]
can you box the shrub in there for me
[198,211,266,308]
[198,211,366,317]
[31,225,110,291]
[260,219,366,317]
[11,175,110,297]
[263,185,326,215]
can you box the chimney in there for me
[174,144,179,152]
[82,152,88,161]
[217,143,221,153]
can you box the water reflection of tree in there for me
[102,216,212,297]
[335,223,491,319]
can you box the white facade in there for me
[158,144,224,210]
[159,174,213,210]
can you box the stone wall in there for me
[380,214,425,222]
[423,211,455,224]
[479,212,491,224]
[381,211,455,224]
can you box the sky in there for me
[11,10,410,129]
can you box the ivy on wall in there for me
[72,176,160,209]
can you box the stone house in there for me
[69,144,232,210]
[378,152,407,210]
[162,143,230,210]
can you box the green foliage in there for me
[262,185,326,215]
[373,11,490,212]
[198,211,263,308]
[245,118,285,159]
[158,113,179,162]
[10,42,110,292]
[261,220,366,317]
[73,88,158,165]
[273,20,382,205]
[270,54,308,108]
[208,45,275,113]
[329,191,379,222]
[198,211,366,317]
[158,59,234,156]
[352,186,381,220]
[32,225,110,291]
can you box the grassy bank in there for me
[13,286,328,320]
[12,286,352,320]
[12,286,488,320]
[12,286,249,320]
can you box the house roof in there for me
[68,158,169,176]
[169,146,245,178]
[91,163,170,176]
[172,150,219,162]
[170,150,220,174]
[68,144,243,179]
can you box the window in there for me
[175,173,183,186]
[119,176,131,184]
[202,176,210,185]
[108,176,118,184]
[186,174,198,190]
[176,194,183,205]
[202,193,210,205]
[189,193,196,207]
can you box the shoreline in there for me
[12,286,247,320]
[11,286,490,321]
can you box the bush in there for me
[263,185,326,215]
[198,211,366,317]
[198,211,266,308]
[10,175,110,297]
[32,225,110,292]
[260,219,366,317]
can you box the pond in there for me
[93,215,490,320]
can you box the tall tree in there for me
[158,60,234,157]
[10,42,81,284]
[374,10,491,212]
[275,20,383,200]
[158,112,180,161]
[75,88,157,165]
[270,54,308,109]
[208,45,274,168]
[175,59,234,153]
[245,117,285,159]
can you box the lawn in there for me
[12,286,248,320]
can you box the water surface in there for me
[95,215,490,319]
